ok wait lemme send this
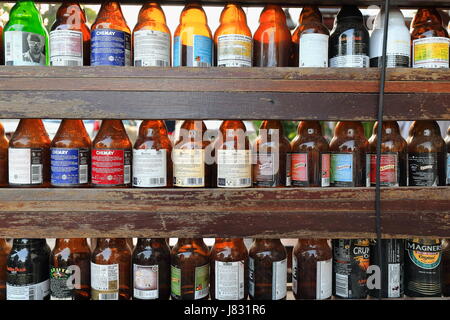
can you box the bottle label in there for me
[6,280,50,300]
[253,152,279,187]
[173,35,212,67]
[9,148,44,185]
[321,153,331,187]
[50,267,73,300]
[370,54,410,68]
[330,153,355,187]
[316,259,332,300]
[371,36,410,67]
[299,33,329,67]
[51,148,89,186]
[132,149,167,187]
[91,263,119,300]
[133,264,159,300]
[194,264,209,300]
[272,259,287,300]
[406,241,441,270]
[388,263,401,298]
[217,34,252,67]
[133,29,170,67]
[248,257,255,297]
[91,29,131,66]
[408,152,439,186]
[291,152,308,186]
[291,255,298,295]
[170,265,182,298]
[173,149,205,187]
[330,55,369,68]
[286,153,291,186]
[215,261,245,300]
[413,37,450,68]
[366,153,399,187]
[217,149,252,188]
[4,31,46,66]
[50,29,83,66]
[91,149,131,186]
[447,153,450,185]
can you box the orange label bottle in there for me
[0,122,8,187]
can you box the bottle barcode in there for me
[186,178,203,185]
[6,42,11,58]
[99,292,118,300]
[150,177,165,185]
[29,286,35,300]
[64,60,81,67]
[155,60,168,67]
[124,165,131,184]
[31,165,42,184]
[239,178,251,186]
[79,165,88,184]
[195,62,210,67]
[335,273,349,298]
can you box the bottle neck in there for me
[138,2,167,24]
[97,238,128,249]
[13,238,46,247]
[139,120,168,138]
[55,238,88,248]
[297,239,329,247]
[136,238,167,247]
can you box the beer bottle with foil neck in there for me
[446,126,450,185]
[442,239,450,296]
[214,3,252,67]
[290,121,330,187]
[133,120,172,188]
[133,2,171,67]
[411,8,449,68]
[0,239,11,300]
[0,122,8,187]
[173,3,213,67]
[91,1,131,66]
[91,120,132,187]
[291,6,329,67]
[8,119,51,187]
[171,238,210,300]
[50,238,91,300]
[292,239,332,300]
[51,120,91,187]
[210,238,248,300]
[91,238,131,300]
[253,5,292,67]
[132,238,171,300]
[407,121,446,186]
[50,2,90,66]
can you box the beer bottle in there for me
[6,239,50,300]
[214,3,252,67]
[91,120,132,187]
[329,121,368,187]
[215,120,252,188]
[411,8,449,68]
[173,3,213,67]
[366,121,407,187]
[210,238,248,300]
[132,238,171,300]
[133,120,172,188]
[91,1,131,66]
[51,120,91,187]
[407,121,446,186]
[253,5,291,67]
[253,121,291,187]
[290,121,330,187]
[0,122,8,187]
[8,119,51,187]
[445,125,449,185]
[329,5,370,68]
[3,1,49,66]
[133,2,171,67]
[50,2,90,66]
[91,238,131,300]
[405,238,442,297]
[0,239,11,300]
[171,238,210,300]
[248,239,287,300]
[50,238,91,300]
[291,6,329,67]
[292,239,332,300]
[370,7,410,67]
[442,239,450,296]
[0,21,4,64]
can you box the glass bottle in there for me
[446,125,450,185]
[133,2,171,67]
[0,20,4,64]
[50,1,91,66]
[8,119,51,187]
[3,0,49,66]
[0,239,11,300]
[210,238,248,300]
[50,238,91,300]
[91,1,131,66]
[91,120,132,187]
[171,238,210,300]
[0,122,8,187]
[442,239,450,296]
[132,238,171,300]
[91,238,131,300]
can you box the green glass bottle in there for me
[3,1,49,66]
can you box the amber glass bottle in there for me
[171,238,210,300]
[0,239,11,300]
[442,239,450,296]
[91,238,131,300]
[91,1,131,66]
[50,238,91,300]
[446,126,450,185]
[173,3,213,67]
[133,2,171,67]
[50,2,90,66]
[0,122,8,187]
[91,120,132,187]
[407,121,446,186]
[290,121,330,187]
[8,119,51,187]
[214,3,252,67]
[133,120,172,188]
[254,5,292,67]
[411,8,449,68]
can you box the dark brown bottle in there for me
[0,122,8,187]
[170,238,210,300]
[442,239,450,296]
[91,238,131,300]
[249,239,287,300]
[50,238,91,300]
[0,239,11,300]
[8,119,51,187]
[210,238,248,300]
[446,126,450,186]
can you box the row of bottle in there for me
[1,238,449,300]
[1,2,449,68]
